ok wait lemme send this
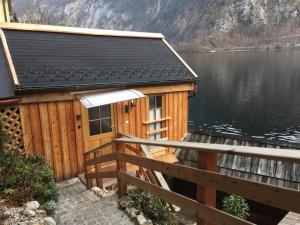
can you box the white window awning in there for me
[77,89,145,108]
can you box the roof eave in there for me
[15,79,197,95]
[0,22,165,39]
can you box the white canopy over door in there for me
[77,89,145,108]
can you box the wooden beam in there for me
[197,152,217,225]
[0,98,19,106]
[125,144,140,155]
[146,127,168,135]
[140,144,170,191]
[85,171,117,179]
[84,151,117,166]
[19,92,76,104]
[136,83,194,95]
[115,137,300,164]
[18,83,194,104]
[118,172,253,225]
[117,152,300,213]
[162,39,198,78]
[0,28,19,85]
[143,117,171,125]
[83,154,92,189]
[0,22,164,39]
[84,140,115,156]
[117,143,127,197]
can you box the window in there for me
[149,95,163,140]
[88,105,112,136]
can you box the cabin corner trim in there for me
[162,39,198,78]
[0,28,19,86]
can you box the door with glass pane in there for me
[83,104,116,159]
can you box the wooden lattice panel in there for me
[0,106,24,151]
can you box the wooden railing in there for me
[83,134,300,225]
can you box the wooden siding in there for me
[19,84,191,181]
[116,91,188,159]
[20,100,85,181]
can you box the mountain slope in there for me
[11,0,300,49]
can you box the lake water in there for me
[182,50,300,143]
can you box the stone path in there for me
[278,212,300,225]
[54,178,134,225]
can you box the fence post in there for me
[117,142,127,197]
[196,151,217,225]
[94,151,104,188]
[84,154,93,189]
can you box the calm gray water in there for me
[183,50,300,143]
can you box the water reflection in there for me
[183,50,300,143]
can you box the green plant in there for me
[0,122,58,205]
[222,194,250,219]
[127,188,181,225]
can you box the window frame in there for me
[148,95,165,141]
[88,104,113,137]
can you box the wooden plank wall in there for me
[20,100,84,181]
[19,90,189,181]
[116,91,188,157]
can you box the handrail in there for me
[83,135,300,225]
[117,152,300,213]
[85,151,118,166]
[83,151,300,214]
[115,137,300,163]
[83,140,115,156]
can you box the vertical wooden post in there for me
[94,151,104,188]
[196,151,217,225]
[84,154,91,189]
[117,142,127,197]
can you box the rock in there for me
[91,187,116,198]
[101,190,116,197]
[119,198,129,209]
[126,207,139,218]
[23,207,35,216]
[137,214,147,225]
[48,200,57,209]
[146,220,153,225]
[91,187,105,197]
[44,217,56,225]
[36,209,46,216]
[47,200,58,213]
[91,186,102,192]
[25,201,40,211]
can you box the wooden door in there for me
[81,104,116,168]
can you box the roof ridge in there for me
[0,22,165,39]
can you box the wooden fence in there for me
[83,134,300,225]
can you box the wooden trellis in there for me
[0,106,24,151]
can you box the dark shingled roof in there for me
[4,29,196,91]
[0,41,14,99]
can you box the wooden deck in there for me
[176,132,300,190]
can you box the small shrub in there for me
[222,194,250,219]
[0,122,58,205]
[127,188,181,225]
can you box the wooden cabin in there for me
[0,22,198,181]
